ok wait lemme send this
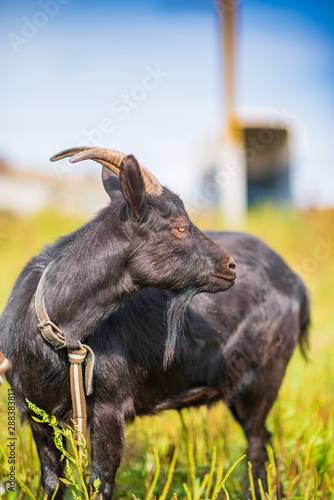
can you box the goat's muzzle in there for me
[209,254,236,292]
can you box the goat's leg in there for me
[89,406,125,499]
[229,358,286,499]
[230,401,271,498]
[31,422,66,500]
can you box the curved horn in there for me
[51,147,162,195]
[50,147,112,170]
[69,148,125,177]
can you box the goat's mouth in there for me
[211,273,236,289]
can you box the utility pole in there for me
[217,0,246,228]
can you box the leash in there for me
[35,262,95,442]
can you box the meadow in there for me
[0,205,333,499]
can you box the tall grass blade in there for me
[248,462,256,500]
[211,455,246,500]
[265,444,276,476]
[145,446,160,500]
[179,411,196,497]
[0,442,8,463]
[313,468,318,500]
[159,445,179,500]
[266,463,273,499]
[205,445,217,498]
[50,484,59,500]
[258,478,266,500]
[183,482,192,500]
[188,441,196,498]
[196,473,209,500]
[212,461,224,499]
[222,483,230,500]
[324,472,334,496]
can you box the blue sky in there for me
[0,0,333,208]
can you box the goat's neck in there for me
[44,214,137,343]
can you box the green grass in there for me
[0,205,334,499]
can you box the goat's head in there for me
[51,148,235,293]
[51,147,236,366]
[51,146,236,296]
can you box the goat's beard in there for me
[163,288,196,370]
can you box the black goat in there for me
[0,147,236,497]
[0,147,309,499]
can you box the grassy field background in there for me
[0,206,333,499]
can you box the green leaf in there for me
[59,478,74,485]
[93,478,101,495]
[31,416,43,423]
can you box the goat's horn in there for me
[69,148,125,177]
[51,147,162,196]
[70,148,162,195]
[50,147,112,170]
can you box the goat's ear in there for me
[102,167,120,199]
[119,155,147,221]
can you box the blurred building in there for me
[202,112,292,212]
[206,0,294,227]
[244,123,290,206]
[0,160,107,216]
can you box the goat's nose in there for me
[228,256,236,270]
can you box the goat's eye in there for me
[172,225,189,238]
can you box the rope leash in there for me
[35,262,95,441]
[68,348,87,441]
